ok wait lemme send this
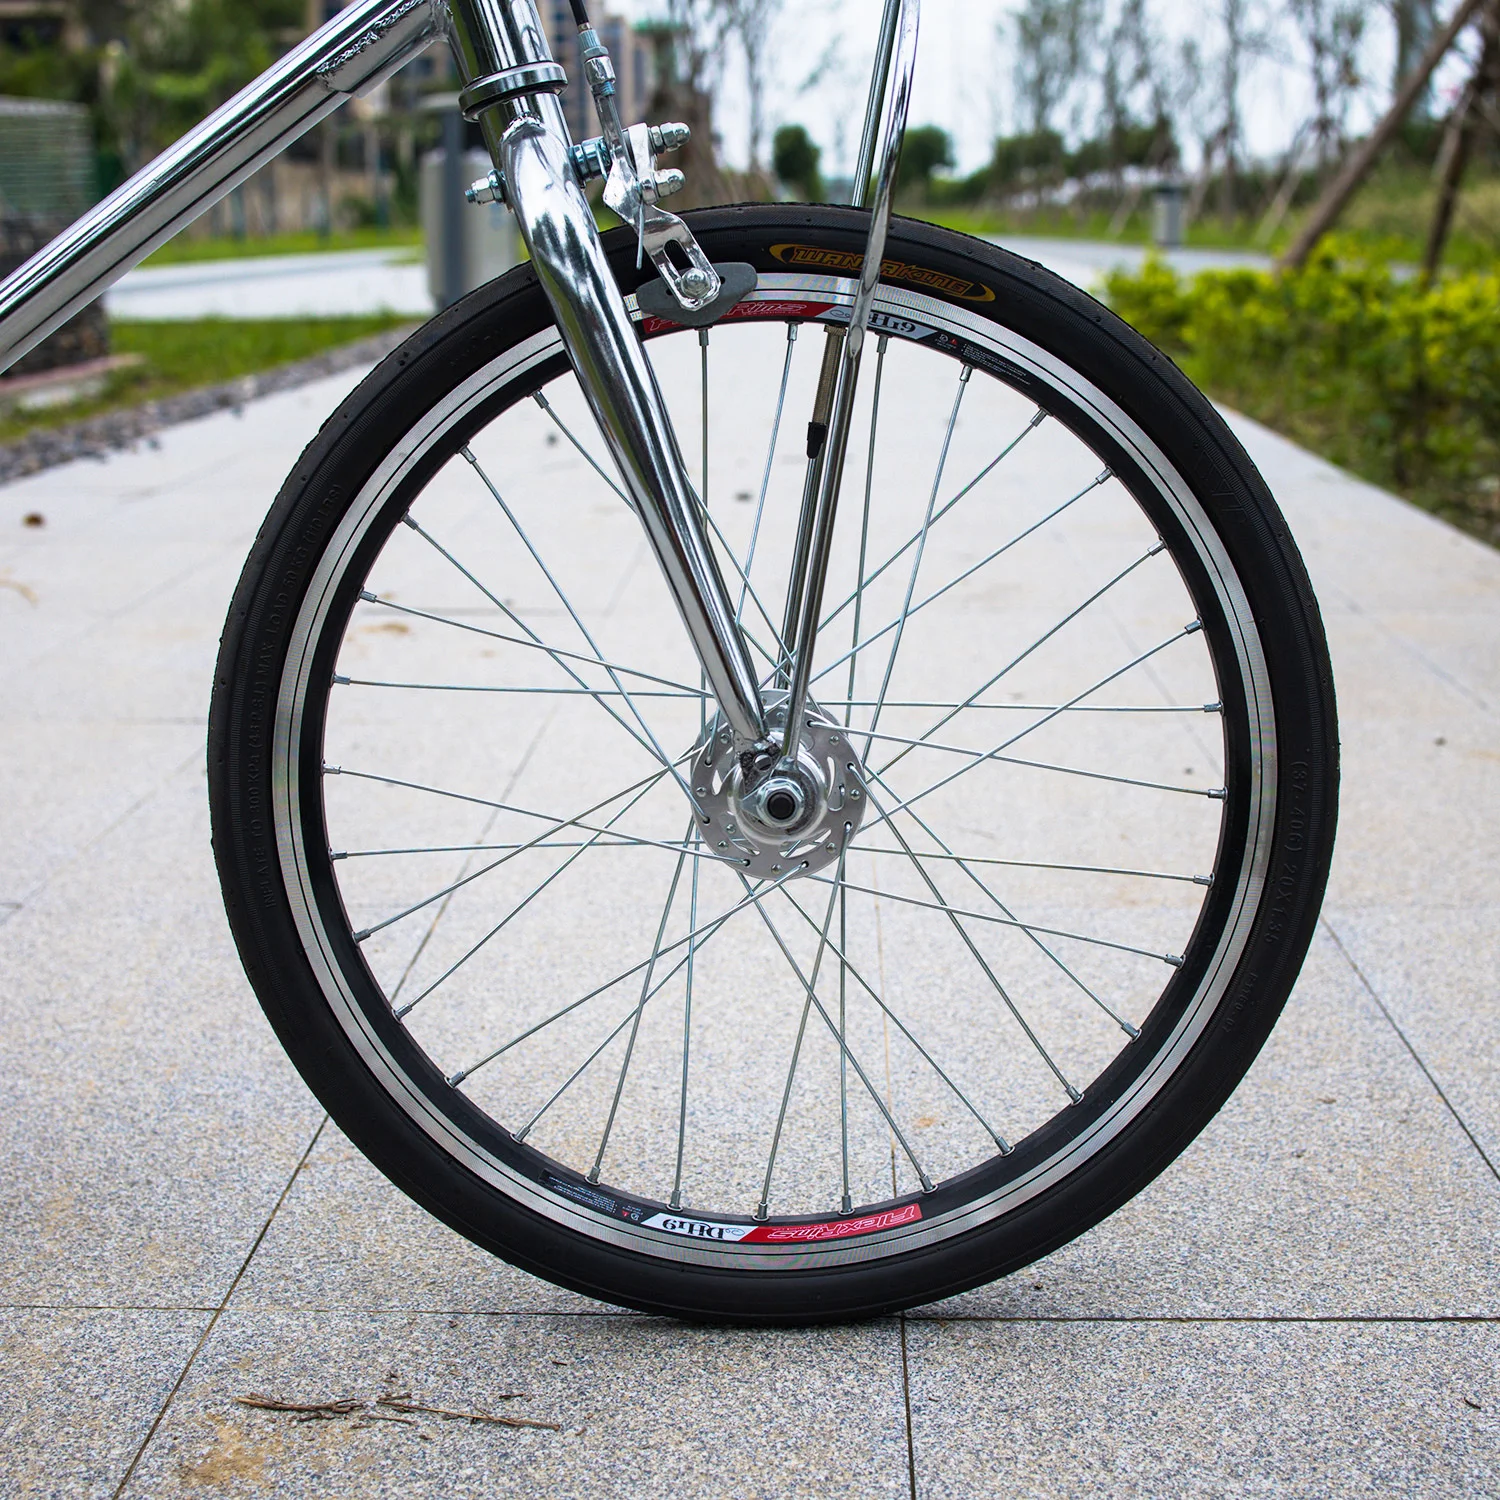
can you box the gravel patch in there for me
[0,324,415,485]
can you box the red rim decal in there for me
[637,300,836,335]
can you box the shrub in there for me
[1104,244,1500,547]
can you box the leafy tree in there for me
[772,122,822,200]
[896,124,954,196]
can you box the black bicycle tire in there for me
[210,205,1338,1324]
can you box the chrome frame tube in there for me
[780,0,920,747]
[447,0,768,748]
[0,0,445,371]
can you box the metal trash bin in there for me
[1152,181,1185,250]
[419,139,520,306]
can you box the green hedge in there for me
[1103,245,1500,548]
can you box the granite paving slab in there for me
[120,1309,910,1499]
[918,927,1500,1320]
[0,757,324,1307]
[906,1318,1499,1499]
[0,1308,211,1500]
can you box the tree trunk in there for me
[1279,0,1485,269]
[1423,1,1500,280]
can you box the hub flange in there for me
[692,694,867,879]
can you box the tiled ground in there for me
[1,321,1497,1498]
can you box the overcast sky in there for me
[612,1,1476,176]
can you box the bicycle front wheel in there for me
[210,206,1337,1322]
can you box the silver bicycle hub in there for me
[694,695,867,880]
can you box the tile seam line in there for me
[0,1302,220,1314]
[899,1313,917,1500]
[1322,915,1500,1185]
[1,740,205,917]
[902,1313,1500,1324]
[109,1113,328,1499]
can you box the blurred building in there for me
[538,3,652,144]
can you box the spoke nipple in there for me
[1124,1023,1141,1040]
[919,1175,936,1193]
[323,763,341,775]
[841,1194,853,1214]
[754,1202,769,1222]
[359,589,376,602]
[1185,618,1203,634]
[1066,1086,1083,1104]
[1149,539,1166,555]
[401,512,418,528]
[1165,952,1184,968]
[1205,701,1223,714]
[353,928,370,942]
[998,1139,1015,1156]
[960,365,974,382]
[446,1070,466,1086]
[1194,874,1214,887]
[330,849,346,861]
[1207,787,1227,801]
[333,674,350,686]
[586,1168,601,1184]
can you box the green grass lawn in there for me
[141,225,423,267]
[0,314,416,444]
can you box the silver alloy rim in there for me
[273,270,1276,1268]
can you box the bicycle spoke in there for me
[862,766,1141,1038]
[398,511,671,771]
[844,844,1211,886]
[859,788,1081,1102]
[875,609,1196,783]
[851,542,1165,798]
[334,760,679,943]
[844,333,887,730]
[513,882,712,1144]
[815,405,1046,642]
[806,867,1183,966]
[461,449,703,812]
[448,867,802,1086]
[809,468,1116,692]
[401,769,670,1016]
[861,363,972,758]
[338,679,704,701]
[821,698,1222,715]
[531,388,787,666]
[737,872,935,1197]
[736,323,798,626]
[357,590,702,697]
[756,870,844,1219]
[670,827,703,1209]
[776,883,1011,1152]
[336,836,718,860]
[589,825,694,1182]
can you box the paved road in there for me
[1,345,1497,1495]
[106,247,433,320]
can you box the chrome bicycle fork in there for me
[0,0,918,766]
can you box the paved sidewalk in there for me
[0,344,1497,1496]
[988,235,1271,292]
